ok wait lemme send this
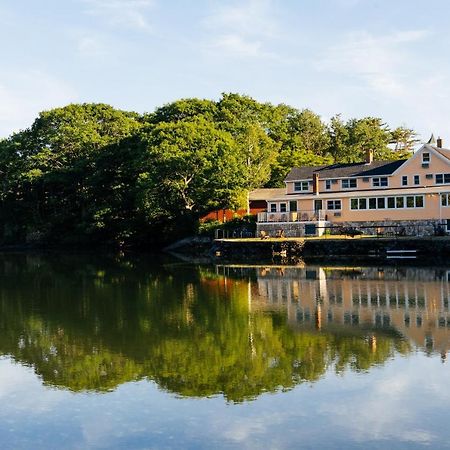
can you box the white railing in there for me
[257,210,326,223]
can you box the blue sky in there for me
[1,0,449,142]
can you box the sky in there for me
[1,0,449,142]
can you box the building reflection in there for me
[217,265,450,356]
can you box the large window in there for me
[350,195,424,210]
[327,200,342,210]
[342,179,357,189]
[442,194,450,207]
[435,174,450,184]
[294,181,309,191]
[372,177,388,187]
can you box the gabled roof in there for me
[430,146,450,161]
[285,159,407,181]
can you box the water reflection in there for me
[0,254,447,402]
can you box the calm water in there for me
[0,253,449,450]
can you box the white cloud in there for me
[203,0,278,59]
[0,70,77,137]
[317,29,430,98]
[82,0,155,31]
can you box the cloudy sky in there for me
[1,0,449,141]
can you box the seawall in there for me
[213,237,450,263]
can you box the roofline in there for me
[391,144,450,176]
[267,185,450,201]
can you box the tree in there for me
[135,118,242,228]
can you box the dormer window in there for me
[294,181,309,191]
[342,179,357,189]
[372,177,388,187]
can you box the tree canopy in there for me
[0,95,417,247]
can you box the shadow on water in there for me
[1,252,447,402]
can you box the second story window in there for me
[414,175,420,185]
[372,177,388,187]
[435,174,450,184]
[402,176,408,186]
[294,181,309,191]
[325,180,331,190]
[342,179,357,189]
[422,152,430,163]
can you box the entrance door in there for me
[314,200,322,211]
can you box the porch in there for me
[257,210,327,223]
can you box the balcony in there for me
[257,210,327,223]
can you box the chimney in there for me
[313,172,319,195]
[437,137,443,148]
[365,149,373,164]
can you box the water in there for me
[0,253,449,449]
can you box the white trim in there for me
[269,185,450,202]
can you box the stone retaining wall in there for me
[257,219,448,237]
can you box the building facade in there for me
[258,143,450,236]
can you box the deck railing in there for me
[257,210,327,223]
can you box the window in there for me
[406,196,415,208]
[372,177,388,187]
[280,203,287,212]
[414,175,420,185]
[327,200,341,210]
[270,203,277,213]
[349,196,423,210]
[342,179,357,189]
[402,176,408,186]
[415,196,424,207]
[314,199,323,211]
[422,152,430,163]
[294,181,309,191]
[442,194,450,207]
[350,198,368,210]
[435,174,450,184]
[325,180,331,190]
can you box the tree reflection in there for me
[0,254,409,402]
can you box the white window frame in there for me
[402,175,408,186]
[341,178,357,189]
[414,175,420,185]
[372,177,388,187]
[294,181,310,192]
[422,152,430,163]
[327,200,342,211]
[269,203,277,213]
[325,180,332,190]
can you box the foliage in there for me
[0,96,418,247]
